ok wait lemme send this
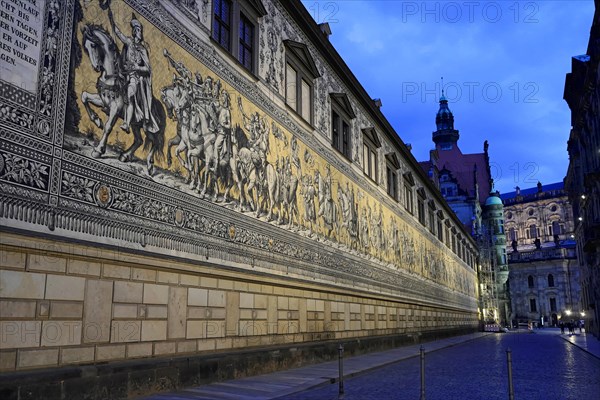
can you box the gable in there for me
[362,127,381,148]
[283,40,320,78]
[385,153,400,169]
[245,0,267,17]
[330,93,356,119]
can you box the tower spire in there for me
[433,77,459,149]
[441,76,444,98]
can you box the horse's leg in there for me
[93,101,120,158]
[187,151,197,189]
[175,142,192,184]
[81,92,104,130]
[120,124,143,162]
[146,147,155,176]
[167,134,181,168]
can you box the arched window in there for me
[552,221,561,236]
[528,275,534,288]
[529,224,537,239]
[509,227,517,241]
[548,274,555,287]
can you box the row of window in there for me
[212,1,475,267]
[506,204,561,220]
[529,297,557,313]
[507,222,565,241]
[527,274,555,288]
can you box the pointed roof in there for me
[433,94,459,147]
[330,93,356,118]
[283,40,321,78]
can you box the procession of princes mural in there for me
[64,1,468,295]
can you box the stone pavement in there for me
[139,332,491,400]
[556,328,600,359]
[140,329,600,400]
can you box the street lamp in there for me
[565,309,572,316]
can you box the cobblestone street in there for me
[142,329,600,400]
[282,330,600,400]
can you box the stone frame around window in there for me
[385,153,400,201]
[211,0,266,74]
[362,127,380,183]
[330,93,355,160]
[284,40,320,125]
[403,172,415,215]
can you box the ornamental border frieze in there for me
[55,171,471,308]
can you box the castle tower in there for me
[433,93,460,150]
[483,191,510,325]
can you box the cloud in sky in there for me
[302,0,594,193]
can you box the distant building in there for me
[502,183,580,327]
[420,94,492,236]
[564,0,600,338]
[482,192,510,325]
[421,95,509,325]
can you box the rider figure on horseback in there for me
[211,90,232,172]
[238,97,268,175]
[109,10,159,134]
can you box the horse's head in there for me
[81,24,118,74]
[161,82,181,120]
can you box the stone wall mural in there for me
[0,0,477,310]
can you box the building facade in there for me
[502,183,580,327]
[564,0,600,338]
[421,95,508,326]
[0,1,480,397]
[481,192,510,325]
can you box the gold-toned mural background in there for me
[68,1,474,296]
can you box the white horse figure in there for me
[80,24,166,175]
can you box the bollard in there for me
[506,348,514,400]
[420,346,425,400]
[338,344,344,396]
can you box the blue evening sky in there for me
[301,0,594,195]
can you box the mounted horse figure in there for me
[337,181,358,248]
[315,166,338,239]
[80,9,165,176]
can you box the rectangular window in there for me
[342,121,350,157]
[332,111,339,150]
[437,220,443,242]
[212,0,264,73]
[530,298,537,313]
[286,64,297,110]
[386,166,397,199]
[363,144,378,181]
[238,14,254,71]
[285,42,318,124]
[428,208,435,234]
[213,0,232,51]
[332,111,352,159]
[404,184,413,214]
[301,79,311,121]
[550,298,557,312]
[417,198,425,225]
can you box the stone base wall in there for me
[0,327,475,399]
[0,230,477,396]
